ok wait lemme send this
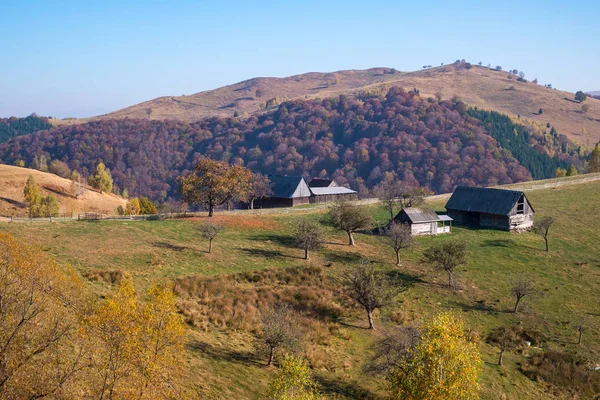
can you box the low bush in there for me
[521,350,600,396]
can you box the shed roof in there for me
[268,175,310,199]
[445,186,528,215]
[397,207,442,223]
[310,187,357,196]
[308,178,337,188]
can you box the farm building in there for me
[308,179,357,204]
[445,186,534,231]
[251,175,311,208]
[307,178,339,188]
[394,207,453,236]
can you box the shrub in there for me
[521,351,600,395]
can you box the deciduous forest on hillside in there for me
[0,88,583,201]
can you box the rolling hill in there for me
[1,174,599,399]
[0,164,126,216]
[63,64,600,147]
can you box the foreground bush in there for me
[0,233,187,399]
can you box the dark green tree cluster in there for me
[0,115,52,144]
[467,108,578,179]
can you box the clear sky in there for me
[0,0,598,118]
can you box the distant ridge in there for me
[53,64,600,146]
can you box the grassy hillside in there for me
[1,175,598,399]
[64,65,600,147]
[0,164,126,216]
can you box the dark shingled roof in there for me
[396,207,441,223]
[445,186,527,215]
[268,175,308,199]
[308,178,336,187]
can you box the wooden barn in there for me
[394,207,453,236]
[445,186,534,231]
[307,178,339,188]
[308,179,357,204]
[252,175,311,208]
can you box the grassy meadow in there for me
[1,179,599,399]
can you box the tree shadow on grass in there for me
[482,239,516,248]
[323,251,363,265]
[186,339,263,367]
[338,320,371,330]
[384,270,426,289]
[239,247,302,260]
[152,241,193,252]
[0,196,26,208]
[445,300,501,314]
[249,234,296,247]
[314,375,380,399]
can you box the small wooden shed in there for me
[445,186,534,231]
[308,178,357,204]
[394,207,453,236]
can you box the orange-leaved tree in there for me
[179,157,252,216]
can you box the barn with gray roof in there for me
[251,175,312,208]
[445,186,534,231]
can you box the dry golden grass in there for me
[0,164,126,216]
[58,65,600,147]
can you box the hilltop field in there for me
[0,164,126,216]
[1,175,599,399]
[59,64,600,146]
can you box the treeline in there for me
[0,115,53,143]
[0,88,555,200]
[467,108,581,179]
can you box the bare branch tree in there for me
[293,218,324,260]
[374,181,427,220]
[329,201,373,246]
[259,304,299,366]
[533,216,554,252]
[363,327,420,375]
[486,325,523,366]
[383,222,413,266]
[245,173,272,210]
[422,240,468,289]
[343,261,401,329]
[511,275,534,313]
[197,221,224,253]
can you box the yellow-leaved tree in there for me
[267,354,320,400]
[0,233,188,399]
[0,233,87,398]
[86,278,186,399]
[389,312,481,400]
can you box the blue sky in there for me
[0,0,598,118]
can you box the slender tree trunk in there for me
[267,346,274,366]
[347,231,355,246]
[513,297,521,313]
[395,250,400,266]
[304,248,309,260]
[447,270,454,289]
[544,237,549,252]
[578,329,582,345]
[250,199,254,210]
[208,238,213,254]
[367,309,375,329]
[208,203,214,217]
[498,349,504,366]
